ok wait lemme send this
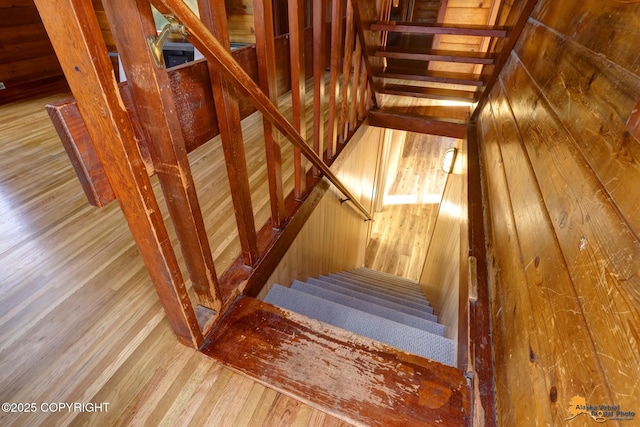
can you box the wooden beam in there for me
[370,22,509,38]
[368,109,468,139]
[102,0,221,311]
[288,0,307,199]
[467,124,495,426]
[33,0,203,347]
[312,0,327,176]
[197,0,260,266]
[253,0,286,228]
[46,101,118,207]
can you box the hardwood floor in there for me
[0,90,352,426]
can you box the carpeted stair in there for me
[264,267,455,366]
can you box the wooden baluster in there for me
[33,0,203,347]
[327,0,343,158]
[253,0,286,228]
[352,0,382,107]
[288,0,307,199]
[358,63,368,120]
[312,0,327,176]
[102,0,221,312]
[349,38,362,133]
[197,0,260,265]
[339,0,355,142]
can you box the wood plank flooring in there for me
[0,88,351,426]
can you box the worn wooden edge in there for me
[201,296,471,427]
[466,123,497,427]
[369,109,468,139]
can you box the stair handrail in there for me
[150,0,373,221]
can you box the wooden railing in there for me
[36,0,376,347]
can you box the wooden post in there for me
[102,0,221,312]
[253,0,286,228]
[288,0,307,199]
[327,0,344,158]
[312,0,327,176]
[33,0,203,347]
[197,0,260,265]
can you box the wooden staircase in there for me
[363,17,512,138]
[201,268,471,426]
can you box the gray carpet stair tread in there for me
[321,275,433,313]
[290,280,442,333]
[306,277,435,320]
[264,285,455,366]
[350,268,424,289]
[342,269,425,294]
[328,273,429,303]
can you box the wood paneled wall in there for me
[260,125,383,296]
[419,138,465,356]
[477,0,640,424]
[0,0,63,101]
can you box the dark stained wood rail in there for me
[202,296,471,427]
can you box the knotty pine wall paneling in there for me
[478,0,640,424]
[260,125,383,296]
